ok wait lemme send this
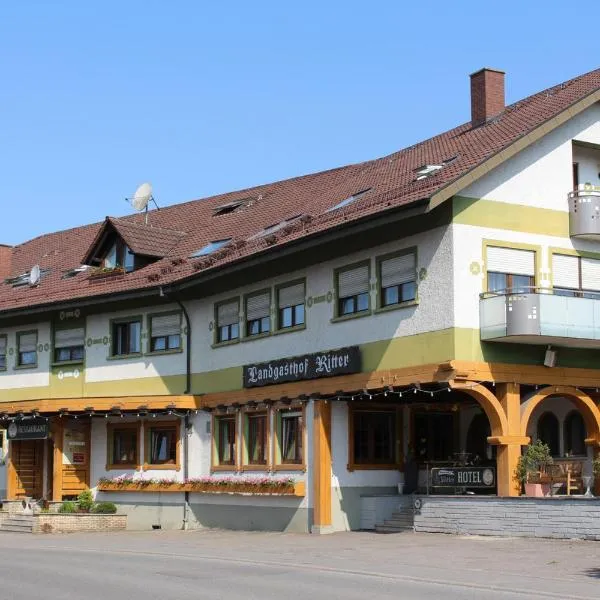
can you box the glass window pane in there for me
[56,348,71,362]
[152,336,166,351]
[167,335,181,349]
[357,292,369,312]
[261,317,270,333]
[488,272,507,293]
[20,351,36,365]
[230,323,239,340]
[129,322,141,353]
[124,247,135,273]
[384,286,399,306]
[248,320,260,336]
[150,428,176,464]
[281,414,301,464]
[512,274,532,293]
[401,281,416,302]
[280,306,292,328]
[294,304,305,325]
[340,297,355,315]
[219,326,229,342]
[71,346,84,361]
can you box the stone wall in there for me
[33,513,126,533]
[414,496,600,540]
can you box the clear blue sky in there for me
[1,1,598,246]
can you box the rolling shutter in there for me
[54,328,85,349]
[486,247,535,276]
[381,253,416,288]
[338,264,369,297]
[581,257,600,291]
[552,254,579,289]
[246,291,270,320]
[151,314,180,337]
[19,332,37,353]
[217,300,239,326]
[278,283,305,308]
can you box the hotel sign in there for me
[243,346,361,388]
[431,467,496,489]
[7,417,49,441]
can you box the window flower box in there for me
[97,476,305,496]
[88,267,126,282]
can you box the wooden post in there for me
[312,399,333,534]
[52,419,63,502]
[496,383,523,497]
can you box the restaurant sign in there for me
[6,417,49,441]
[430,467,496,489]
[243,346,361,388]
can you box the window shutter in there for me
[338,264,369,297]
[581,257,600,290]
[151,314,181,337]
[217,300,239,326]
[0,337,6,354]
[246,291,270,320]
[54,328,85,349]
[19,333,37,353]
[278,283,305,308]
[486,247,535,276]
[381,253,416,288]
[552,254,579,289]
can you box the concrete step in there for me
[383,518,414,528]
[5,515,34,523]
[0,524,33,533]
[375,524,413,534]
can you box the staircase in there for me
[375,503,414,533]
[0,514,34,533]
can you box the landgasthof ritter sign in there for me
[243,346,361,388]
[6,417,49,441]
[430,467,496,489]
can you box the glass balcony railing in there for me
[480,287,600,347]
[568,186,600,239]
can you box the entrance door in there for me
[61,421,90,498]
[12,440,44,498]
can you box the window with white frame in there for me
[216,299,239,343]
[379,252,416,307]
[337,263,370,316]
[54,327,85,363]
[277,281,305,329]
[486,247,535,293]
[17,331,37,367]
[245,290,271,336]
[150,313,181,352]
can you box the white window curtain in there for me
[246,292,270,320]
[486,247,535,276]
[54,328,85,349]
[19,333,37,353]
[338,264,369,297]
[217,300,239,326]
[151,314,181,337]
[582,257,600,291]
[278,283,305,308]
[381,253,416,288]
[552,254,579,289]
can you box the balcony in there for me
[568,186,600,240]
[480,288,600,348]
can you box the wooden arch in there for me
[520,386,600,445]
[450,382,508,438]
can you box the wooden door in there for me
[12,440,43,498]
[61,421,91,498]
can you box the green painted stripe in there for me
[452,196,570,237]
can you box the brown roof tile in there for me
[2,67,599,314]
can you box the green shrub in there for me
[77,489,94,512]
[91,502,117,514]
[58,501,77,514]
[515,440,554,485]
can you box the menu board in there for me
[63,425,87,465]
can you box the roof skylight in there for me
[414,157,458,181]
[62,265,91,279]
[190,238,231,258]
[326,188,372,213]
[213,199,248,216]
[5,268,51,288]
[247,215,303,241]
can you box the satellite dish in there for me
[131,182,153,211]
[29,264,41,287]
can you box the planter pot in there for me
[524,482,550,497]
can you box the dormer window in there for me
[103,240,135,272]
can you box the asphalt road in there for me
[0,529,599,599]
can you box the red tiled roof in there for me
[2,67,600,314]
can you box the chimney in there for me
[470,68,505,127]
[0,245,12,279]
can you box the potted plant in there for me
[516,440,553,497]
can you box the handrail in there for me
[480,287,600,300]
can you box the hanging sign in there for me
[243,346,361,388]
[431,467,496,489]
[7,417,49,441]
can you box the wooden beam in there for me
[52,419,63,502]
[6,443,17,501]
[312,400,332,534]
